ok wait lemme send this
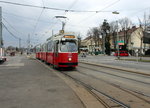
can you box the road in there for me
[79,55,150,72]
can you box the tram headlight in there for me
[68,58,72,61]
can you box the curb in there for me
[79,60,150,76]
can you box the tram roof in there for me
[47,32,77,41]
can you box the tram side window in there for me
[47,41,53,52]
[60,41,77,52]
[36,47,40,52]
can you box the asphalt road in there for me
[0,55,84,108]
[79,55,150,72]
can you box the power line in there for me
[68,0,79,10]
[3,11,54,24]
[2,17,25,37]
[98,0,120,12]
[77,0,120,24]
[63,0,79,15]
[0,1,113,13]
[41,0,45,7]
[2,23,20,39]
[32,8,44,36]
[131,7,150,16]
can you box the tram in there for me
[35,31,78,68]
[35,44,41,59]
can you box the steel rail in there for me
[78,65,150,85]
[76,68,150,103]
[61,71,130,108]
[79,61,150,76]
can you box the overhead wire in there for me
[68,0,79,10]
[3,11,55,24]
[41,0,45,7]
[0,0,114,13]
[64,0,79,15]
[131,7,150,16]
[42,0,119,38]
[0,0,120,39]
[62,0,79,31]
[2,17,26,37]
[3,23,20,40]
[32,8,44,35]
[48,0,79,34]
[77,0,120,24]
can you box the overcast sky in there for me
[0,0,150,47]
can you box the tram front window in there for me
[60,41,77,52]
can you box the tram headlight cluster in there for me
[68,58,72,61]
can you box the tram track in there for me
[61,71,130,108]
[78,62,150,98]
[76,67,150,103]
[61,69,150,108]
[37,59,107,108]
[79,61,150,76]
[78,65,150,85]
[37,59,150,108]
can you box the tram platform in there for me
[0,55,85,108]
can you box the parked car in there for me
[114,51,129,56]
[0,56,7,63]
[145,49,150,55]
[10,52,15,56]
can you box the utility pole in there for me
[0,7,3,56]
[0,7,2,48]
[116,20,120,59]
[112,11,120,59]
[27,34,30,54]
[19,38,21,50]
[102,31,106,55]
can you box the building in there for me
[80,36,102,54]
[110,26,150,55]
[81,26,150,55]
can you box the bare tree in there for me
[109,21,118,50]
[91,27,101,47]
[118,17,132,49]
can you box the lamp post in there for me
[116,20,120,59]
[112,11,120,59]
[131,42,134,56]
[102,32,106,55]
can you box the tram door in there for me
[53,41,59,67]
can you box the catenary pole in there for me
[0,7,2,48]
[0,7,3,57]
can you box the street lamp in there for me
[112,11,119,14]
[112,11,120,59]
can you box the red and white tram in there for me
[35,44,41,59]
[35,32,78,68]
